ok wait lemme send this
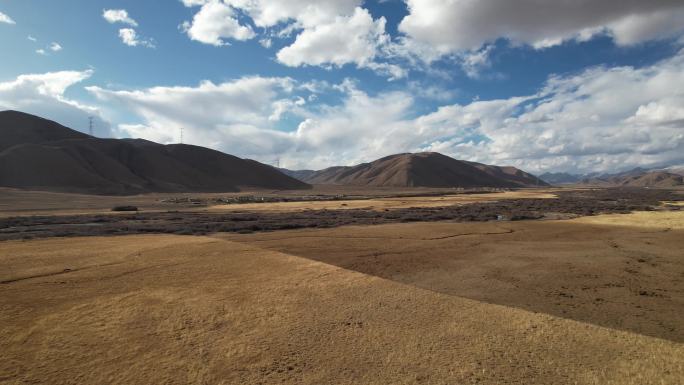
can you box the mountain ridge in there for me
[0,110,310,195]
[540,166,684,187]
[284,152,547,188]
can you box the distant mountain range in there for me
[537,172,584,185]
[580,170,683,188]
[540,167,684,187]
[282,152,548,188]
[6,110,677,195]
[0,111,309,195]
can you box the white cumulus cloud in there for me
[103,9,154,48]
[0,11,15,25]
[417,50,684,173]
[83,48,684,173]
[276,8,390,70]
[180,1,400,78]
[102,9,138,26]
[87,76,297,150]
[223,0,360,28]
[119,28,155,48]
[180,0,684,78]
[398,0,684,58]
[181,0,255,46]
[0,70,111,136]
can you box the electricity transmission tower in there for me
[180,127,184,144]
[88,116,94,136]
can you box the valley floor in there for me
[0,186,498,217]
[1,211,684,384]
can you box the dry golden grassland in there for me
[0,187,558,217]
[206,190,557,212]
[1,211,683,384]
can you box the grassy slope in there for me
[2,216,684,384]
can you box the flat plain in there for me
[1,188,683,384]
[0,186,553,217]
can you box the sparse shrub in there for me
[400,215,421,222]
[510,214,543,221]
[112,206,138,212]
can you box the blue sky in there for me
[1,0,684,173]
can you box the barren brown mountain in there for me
[0,111,309,194]
[582,170,684,188]
[465,161,546,186]
[622,171,684,187]
[0,110,89,151]
[666,166,684,176]
[299,152,547,188]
